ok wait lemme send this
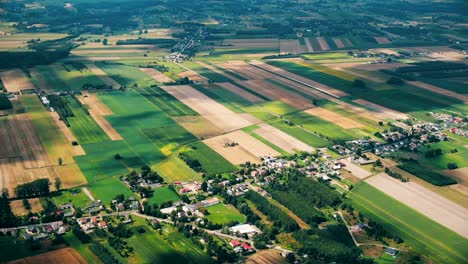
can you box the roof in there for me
[230,224,258,234]
[230,240,241,247]
[242,243,253,250]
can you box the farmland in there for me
[349,182,468,264]
[1,0,467,263]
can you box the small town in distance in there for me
[0,0,467,264]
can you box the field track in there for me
[7,248,87,264]
[0,69,34,93]
[366,173,468,238]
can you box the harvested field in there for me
[353,99,409,120]
[203,130,280,165]
[444,167,468,187]
[339,159,372,179]
[304,37,314,52]
[280,39,302,54]
[160,85,254,132]
[366,173,468,238]
[178,70,207,82]
[316,37,330,50]
[215,82,264,103]
[196,61,244,82]
[139,67,174,83]
[305,107,364,129]
[7,248,87,264]
[374,37,391,44]
[62,56,121,62]
[240,79,314,109]
[47,112,86,156]
[10,198,42,216]
[249,60,348,98]
[222,38,279,49]
[409,81,468,102]
[78,92,123,141]
[353,62,408,71]
[253,123,314,153]
[333,38,345,48]
[0,69,34,93]
[173,115,224,138]
[84,63,121,89]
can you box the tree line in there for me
[15,178,50,198]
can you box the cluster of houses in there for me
[160,197,220,218]
[431,112,467,137]
[77,216,108,233]
[229,239,255,254]
[113,197,139,212]
[22,222,67,240]
[175,181,202,194]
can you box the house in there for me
[230,224,261,237]
[230,240,241,248]
[98,221,107,229]
[241,243,254,252]
[385,248,398,256]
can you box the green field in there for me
[243,125,290,156]
[63,232,101,264]
[349,182,468,264]
[146,186,180,205]
[125,218,211,264]
[418,140,468,170]
[153,155,202,183]
[65,95,110,145]
[183,141,238,175]
[182,61,232,82]
[87,177,134,204]
[397,161,457,186]
[135,86,197,116]
[268,118,332,148]
[205,203,247,225]
[96,63,157,87]
[52,189,92,209]
[284,111,359,141]
[302,52,353,60]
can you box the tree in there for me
[0,188,8,199]
[352,79,366,88]
[102,38,108,45]
[386,76,404,85]
[201,181,208,192]
[58,157,63,166]
[447,162,458,170]
[23,199,31,210]
[114,153,122,160]
[55,177,62,191]
[395,251,424,264]
[378,121,384,126]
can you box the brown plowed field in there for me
[280,39,301,54]
[366,173,468,238]
[7,248,87,264]
[249,60,348,97]
[178,70,207,82]
[333,38,345,48]
[316,37,330,50]
[0,69,34,93]
[305,107,364,129]
[245,250,287,264]
[304,37,314,52]
[139,67,174,83]
[160,85,254,132]
[374,37,391,44]
[203,130,280,165]
[240,79,314,109]
[222,38,279,49]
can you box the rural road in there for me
[82,187,95,201]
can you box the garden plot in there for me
[203,130,280,165]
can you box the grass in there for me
[52,188,92,209]
[124,218,211,264]
[63,232,101,264]
[65,95,110,145]
[268,118,331,148]
[182,61,232,82]
[284,111,359,142]
[96,62,157,87]
[418,140,468,170]
[397,161,457,186]
[146,186,180,205]
[205,203,247,225]
[348,182,468,264]
[135,86,196,116]
[87,177,134,204]
[182,141,238,175]
[153,155,202,183]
